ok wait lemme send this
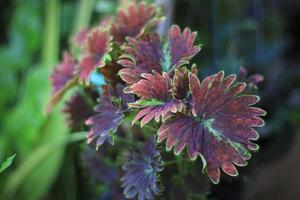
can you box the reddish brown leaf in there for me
[118,25,200,84]
[78,29,112,83]
[112,2,163,44]
[158,71,266,183]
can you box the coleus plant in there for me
[48,1,266,199]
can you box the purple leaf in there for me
[50,52,76,93]
[78,29,112,83]
[100,61,123,87]
[86,96,123,147]
[81,145,118,183]
[158,71,266,184]
[62,92,94,129]
[126,71,184,126]
[171,65,198,100]
[238,66,264,90]
[103,83,135,109]
[168,25,200,71]
[122,137,163,200]
[118,25,200,84]
[118,34,163,84]
[111,2,163,44]
[71,28,90,46]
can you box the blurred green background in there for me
[0,0,299,200]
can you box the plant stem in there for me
[68,132,87,143]
[163,160,179,166]
[73,0,95,34]
[144,124,157,132]
[115,135,141,148]
[133,121,157,132]
[163,158,190,166]
[3,131,86,197]
[42,0,60,67]
[46,76,79,113]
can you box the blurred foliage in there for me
[0,0,119,199]
[0,0,299,200]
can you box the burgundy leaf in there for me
[238,66,248,80]
[71,17,112,47]
[118,34,163,84]
[168,25,200,71]
[171,65,198,100]
[103,83,135,109]
[50,52,76,93]
[111,2,162,44]
[118,25,200,84]
[78,29,112,83]
[100,61,123,87]
[238,66,264,90]
[126,71,184,126]
[247,74,264,89]
[86,96,123,147]
[72,28,90,46]
[62,92,94,130]
[158,71,266,183]
[113,84,135,107]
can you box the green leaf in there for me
[2,66,52,157]
[128,99,165,107]
[161,41,172,72]
[3,113,86,200]
[0,154,16,174]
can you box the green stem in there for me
[3,131,86,197]
[115,135,141,148]
[46,76,79,113]
[42,0,60,67]
[144,124,157,132]
[174,156,189,193]
[133,121,157,132]
[163,158,190,166]
[68,132,87,143]
[73,0,95,34]
[163,160,179,166]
